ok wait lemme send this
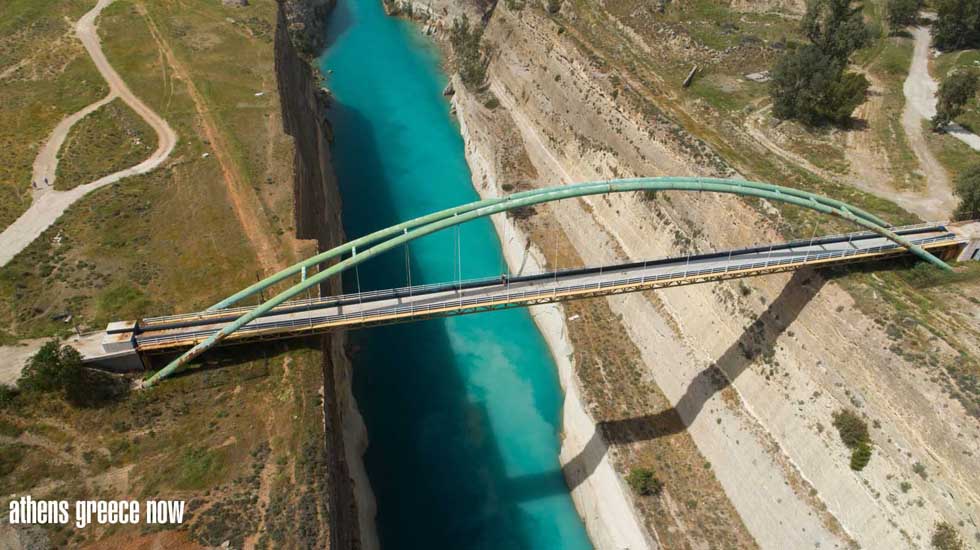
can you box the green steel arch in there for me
[142,177,950,387]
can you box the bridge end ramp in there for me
[949,220,980,261]
[87,321,145,373]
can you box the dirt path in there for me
[745,25,962,221]
[840,62,954,220]
[0,0,177,268]
[905,22,980,153]
[900,22,958,218]
[0,332,106,385]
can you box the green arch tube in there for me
[143,177,948,387]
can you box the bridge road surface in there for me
[125,224,962,353]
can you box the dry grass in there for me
[0,0,304,338]
[0,3,332,546]
[55,98,157,190]
[0,0,107,231]
[0,344,329,548]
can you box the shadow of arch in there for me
[505,269,825,502]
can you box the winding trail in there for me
[900,22,957,218]
[0,0,177,268]
[897,19,980,218]
[905,21,980,153]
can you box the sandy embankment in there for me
[333,332,380,550]
[452,78,653,550]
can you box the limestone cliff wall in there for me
[275,2,375,549]
[276,0,343,249]
[448,4,980,548]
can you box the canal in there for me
[320,0,593,548]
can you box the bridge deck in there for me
[119,224,962,353]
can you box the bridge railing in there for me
[135,234,957,348]
[139,223,951,327]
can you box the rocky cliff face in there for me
[379,0,980,545]
[277,0,343,249]
[443,4,980,548]
[275,2,373,549]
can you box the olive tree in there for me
[770,0,871,125]
[954,163,980,220]
[771,46,870,125]
[932,70,978,129]
[887,0,922,28]
[932,0,980,51]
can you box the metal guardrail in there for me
[135,233,957,349]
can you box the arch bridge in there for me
[102,178,968,387]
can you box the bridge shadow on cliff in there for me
[506,269,826,502]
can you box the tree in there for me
[932,0,980,51]
[953,163,980,220]
[932,70,978,129]
[626,467,664,496]
[932,521,965,550]
[886,0,922,29]
[770,46,870,125]
[771,0,871,125]
[18,341,83,394]
[801,0,872,61]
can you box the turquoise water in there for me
[319,1,593,549]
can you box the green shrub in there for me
[506,205,537,220]
[850,442,873,470]
[0,384,17,408]
[0,443,26,477]
[17,341,123,407]
[900,480,912,493]
[932,521,964,550]
[450,16,486,86]
[913,461,928,479]
[932,70,978,129]
[832,409,870,449]
[953,162,980,220]
[801,0,872,62]
[627,467,663,496]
